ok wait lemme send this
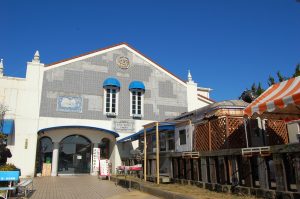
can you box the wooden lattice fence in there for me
[194,117,247,152]
[211,117,226,150]
[194,122,210,151]
[265,119,289,145]
[226,117,247,148]
[193,116,289,152]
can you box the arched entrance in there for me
[58,135,91,174]
[100,138,110,159]
[36,137,53,174]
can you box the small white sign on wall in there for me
[92,148,100,172]
[99,159,110,176]
[113,119,134,132]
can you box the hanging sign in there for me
[99,159,110,176]
[92,148,100,172]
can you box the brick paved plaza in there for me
[28,176,158,199]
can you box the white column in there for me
[91,143,99,176]
[51,142,59,176]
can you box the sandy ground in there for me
[115,176,255,199]
[105,191,160,199]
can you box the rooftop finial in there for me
[188,69,193,82]
[0,59,3,77]
[33,50,40,63]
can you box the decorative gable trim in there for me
[45,42,187,86]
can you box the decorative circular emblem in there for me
[116,56,130,69]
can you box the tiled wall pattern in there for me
[39,47,188,121]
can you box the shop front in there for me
[36,126,119,176]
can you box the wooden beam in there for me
[208,121,211,151]
[144,128,147,181]
[225,116,229,149]
[175,119,191,127]
[156,122,160,184]
[143,122,157,129]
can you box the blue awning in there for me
[117,122,175,143]
[129,81,145,90]
[103,77,121,88]
[1,120,14,135]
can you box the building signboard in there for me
[113,119,134,132]
[99,159,110,177]
[92,148,100,172]
[57,96,83,113]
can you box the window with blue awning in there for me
[1,119,15,135]
[103,77,121,88]
[129,81,145,91]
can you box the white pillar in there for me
[91,143,99,176]
[51,142,59,176]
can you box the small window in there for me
[167,133,175,151]
[103,77,120,117]
[105,88,118,116]
[129,81,145,118]
[179,129,186,145]
[132,90,142,115]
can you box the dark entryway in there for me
[58,135,91,174]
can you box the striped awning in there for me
[244,76,300,117]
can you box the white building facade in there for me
[0,43,213,177]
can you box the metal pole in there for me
[156,122,160,184]
[144,128,147,181]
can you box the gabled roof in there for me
[172,100,248,122]
[198,94,215,103]
[45,42,186,86]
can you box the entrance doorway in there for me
[58,135,91,174]
[36,137,53,174]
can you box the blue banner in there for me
[0,171,19,181]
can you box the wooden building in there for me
[119,77,300,198]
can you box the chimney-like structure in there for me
[186,69,198,111]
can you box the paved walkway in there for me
[28,176,159,199]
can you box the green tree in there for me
[268,75,276,86]
[251,83,257,93]
[293,64,300,77]
[277,71,286,82]
[256,82,265,96]
[241,64,299,103]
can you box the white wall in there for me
[175,124,193,152]
[287,121,300,143]
[0,58,43,177]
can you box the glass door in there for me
[58,135,91,174]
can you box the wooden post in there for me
[225,116,229,149]
[295,156,300,192]
[201,157,208,183]
[208,121,211,151]
[155,122,160,184]
[209,157,217,183]
[144,128,147,181]
[273,154,287,191]
[244,118,249,148]
[258,156,269,189]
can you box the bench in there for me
[17,178,33,197]
[0,171,19,199]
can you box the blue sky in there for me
[1,0,299,101]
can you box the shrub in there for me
[0,164,17,171]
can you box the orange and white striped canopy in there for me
[244,76,300,117]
